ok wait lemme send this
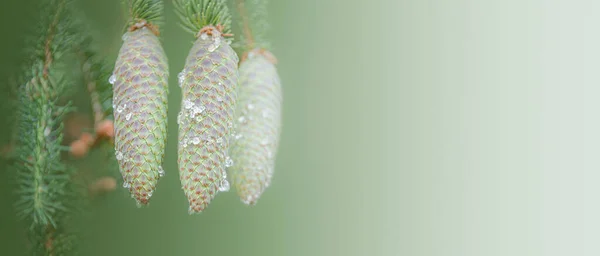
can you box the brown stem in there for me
[42,0,66,81]
[44,225,55,256]
[236,0,255,50]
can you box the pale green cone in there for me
[229,49,282,205]
[112,27,169,205]
[178,28,239,213]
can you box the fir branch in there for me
[173,0,232,35]
[234,0,270,52]
[13,0,81,254]
[126,0,165,32]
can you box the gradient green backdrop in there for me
[1,0,599,255]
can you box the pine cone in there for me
[230,49,282,205]
[111,27,169,205]
[177,27,239,213]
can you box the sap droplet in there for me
[208,44,217,52]
[136,201,143,208]
[191,137,200,145]
[238,116,247,124]
[116,104,127,114]
[216,137,223,145]
[200,33,208,40]
[123,181,130,188]
[121,33,128,41]
[158,166,165,177]
[183,100,194,109]
[109,74,116,85]
[242,195,257,205]
[177,111,183,125]
[148,191,153,197]
[125,113,132,121]
[218,179,230,192]
[178,71,185,86]
[116,151,123,160]
[189,105,205,118]
[217,96,223,102]
[225,156,233,167]
[247,104,255,110]
[234,134,243,140]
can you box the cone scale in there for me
[177,27,239,213]
[230,49,282,205]
[112,27,169,205]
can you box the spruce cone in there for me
[112,27,169,205]
[230,49,282,205]
[177,27,239,213]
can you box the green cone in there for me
[112,27,169,205]
[229,49,282,205]
[178,28,239,213]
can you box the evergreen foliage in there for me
[173,0,232,35]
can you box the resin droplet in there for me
[109,74,116,85]
[125,113,132,121]
[191,137,200,145]
[225,156,234,167]
[183,100,193,109]
[116,151,123,160]
[178,71,185,86]
[116,104,127,114]
[218,179,230,192]
[208,44,217,53]
[177,112,183,125]
[200,33,208,40]
[189,105,205,118]
[158,166,165,177]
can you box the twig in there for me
[236,0,255,50]
[42,0,66,81]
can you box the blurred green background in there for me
[2,0,600,255]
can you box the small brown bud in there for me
[96,120,114,138]
[89,177,117,196]
[80,132,95,146]
[70,140,89,158]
